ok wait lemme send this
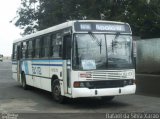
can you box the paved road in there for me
[0,60,160,119]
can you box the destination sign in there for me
[96,24,125,31]
[74,22,131,33]
[80,24,91,30]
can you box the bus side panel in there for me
[32,60,50,91]
[12,62,18,81]
[21,60,33,86]
[49,60,63,93]
[41,77,51,91]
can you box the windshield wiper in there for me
[88,31,102,54]
[114,32,120,40]
[112,32,120,51]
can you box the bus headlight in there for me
[73,81,93,88]
[74,82,85,88]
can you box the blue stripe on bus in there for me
[32,64,71,67]
[32,64,63,66]
[32,60,63,63]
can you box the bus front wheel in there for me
[52,79,65,103]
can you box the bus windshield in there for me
[73,33,133,70]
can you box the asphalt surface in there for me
[0,60,160,119]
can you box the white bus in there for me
[12,20,136,103]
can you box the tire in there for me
[101,96,115,102]
[21,73,28,90]
[52,79,65,103]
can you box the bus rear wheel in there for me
[21,73,28,90]
[52,79,65,103]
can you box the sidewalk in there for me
[136,73,160,97]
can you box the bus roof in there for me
[13,20,129,43]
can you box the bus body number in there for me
[32,66,42,75]
[51,68,58,73]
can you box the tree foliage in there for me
[14,0,160,38]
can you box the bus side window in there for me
[16,43,22,60]
[40,37,44,58]
[42,35,50,58]
[25,41,29,58]
[14,44,17,60]
[50,34,56,57]
[32,39,35,58]
[51,33,62,58]
[17,45,20,60]
[22,42,27,59]
[12,44,16,60]
[28,40,33,58]
[35,38,40,58]
[19,42,23,59]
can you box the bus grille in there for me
[86,70,129,80]
[83,79,134,89]
[87,80,124,89]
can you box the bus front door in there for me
[63,35,72,94]
[16,45,21,82]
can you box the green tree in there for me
[14,0,38,35]
[13,0,160,38]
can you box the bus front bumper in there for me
[71,85,136,98]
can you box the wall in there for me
[136,38,160,96]
[136,38,160,74]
